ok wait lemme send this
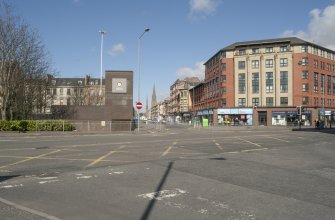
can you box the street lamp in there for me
[99,30,105,100]
[137,27,150,132]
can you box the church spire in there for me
[151,84,157,108]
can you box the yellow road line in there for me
[0,150,61,169]
[237,137,263,148]
[86,145,126,168]
[161,142,177,157]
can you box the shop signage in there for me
[197,111,203,116]
[217,108,253,115]
[202,110,209,115]
[208,110,214,115]
[325,111,331,115]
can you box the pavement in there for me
[0,125,335,220]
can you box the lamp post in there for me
[99,30,105,100]
[137,28,150,132]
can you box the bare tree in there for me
[0,2,51,120]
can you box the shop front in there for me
[197,109,214,126]
[217,108,253,126]
[272,110,312,126]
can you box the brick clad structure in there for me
[196,37,335,126]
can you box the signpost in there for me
[136,102,142,132]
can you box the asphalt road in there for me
[1,125,335,220]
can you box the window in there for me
[280,97,288,106]
[314,72,319,92]
[222,98,227,106]
[327,75,331,95]
[67,98,71,106]
[280,71,288,93]
[333,76,335,95]
[266,72,273,93]
[266,97,274,106]
[51,80,56,86]
[302,71,308,79]
[238,98,246,107]
[321,74,325,94]
[238,61,245,69]
[320,62,325,70]
[266,47,273,53]
[47,89,51,95]
[252,48,259,54]
[239,49,246,55]
[60,88,64,95]
[265,59,273,68]
[78,80,82,85]
[314,60,318,69]
[238,73,246,94]
[221,75,226,83]
[327,64,331,71]
[67,89,71,95]
[302,97,309,105]
[302,83,309,92]
[222,87,227,94]
[301,57,308,66]
[252,98,259,106]
[280,46,288,52]
[280,58,288,67]
[252,73,259,93]
[301,45,308,52]
[221,63,226,71]
[252,60,259,68]
[53,88,57,95]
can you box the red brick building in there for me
[191,37,335,126]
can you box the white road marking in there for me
[266,136,290,142]
[237,137,263,148]
[0,197,61,220]
[0,184,23,189]
[39,180,59,184]
[76,175,92,179]
[138,189,187,201]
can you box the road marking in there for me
[0,197,61,220]
[266,136,290,142]
[0,155,129,163]
[0,150,61,169]
[237,137,262,148]
[161,142,177,157]
[241,148,269,152]
[86,145,126,168]
[226,148,268,154]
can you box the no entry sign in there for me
[136,102,142,109]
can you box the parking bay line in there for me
[86,145,126,168]
[265,136,290,143]
[161,142,177,157]
[237,137,263,148]
[0,155,129,163]
[0,150,61,170]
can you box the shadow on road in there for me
[0,175,20,183]
[140,161,174,220]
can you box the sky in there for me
[6,0,335,108]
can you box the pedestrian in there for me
[314,120,317,128]
[316,120,320,129]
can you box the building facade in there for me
[198,37,335,126]
[46,75,105,113]
[169,77,200,122]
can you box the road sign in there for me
[136,102,142,109]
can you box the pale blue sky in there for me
[8,0,335,107]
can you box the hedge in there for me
[0,120,74,131]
